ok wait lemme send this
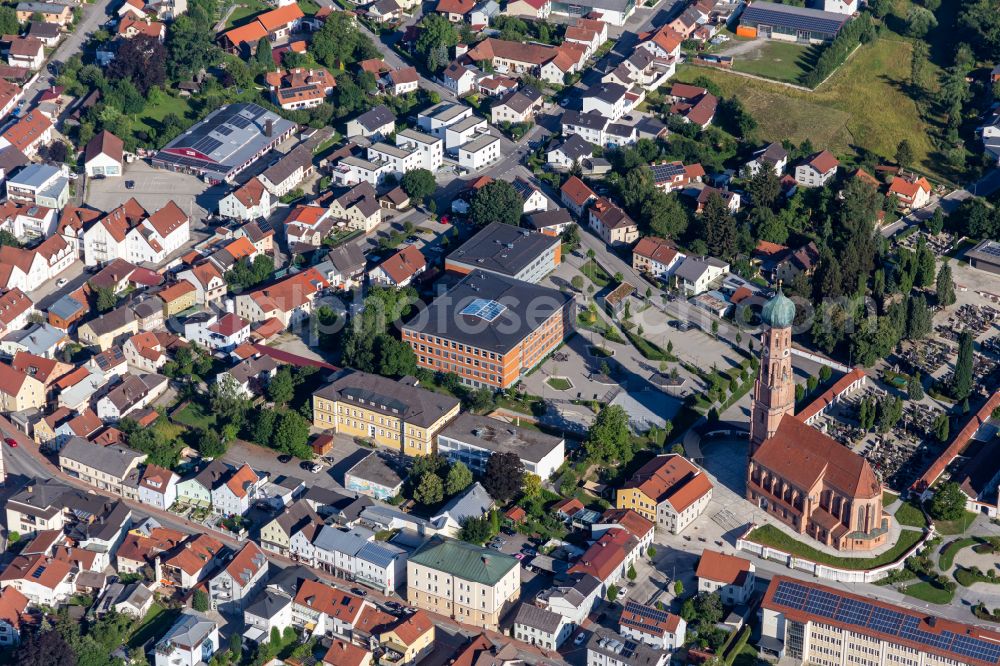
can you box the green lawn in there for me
[747,524,923,570]
[933,511,978,535]
[731,40,818,84]
[955,566,1000,587]
[172,400,216,430]
[133,93,196,143]
[128,603,180,650]
[893,502,929,529]
[623,329,675,362]
[882,491,899,507]
[677,36,945,181]
[581,260,611,288]
[225,0,270,28]
[901,579,954,604]
[546,377,573,391]
[588,346,612,358]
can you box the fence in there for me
[736,523,927,584]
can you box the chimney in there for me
[265,120,273,137]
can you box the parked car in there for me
[574,632,587,646]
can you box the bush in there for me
[192,589,209,612]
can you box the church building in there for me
[746,290,887,551]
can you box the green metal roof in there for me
[409,537,518,586]
[762,289,795,329]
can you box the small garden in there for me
[546,377,573,391]
[746,524,923,570]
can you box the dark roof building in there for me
[444,221,561,284]
[740,1,848,43]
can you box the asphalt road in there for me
[26,0,116,105]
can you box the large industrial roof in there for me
[742,1,848,35]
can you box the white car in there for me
[56,278,67,287]
[617,586,628,599]
[574,632,587,646]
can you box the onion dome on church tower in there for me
[761,288,795,329]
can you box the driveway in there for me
[85,160,223,221]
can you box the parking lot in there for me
[85,160,223,222]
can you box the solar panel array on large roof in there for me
[152,102,295,181]
[741,1,848,35]
[769,580,1000,665]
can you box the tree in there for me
[936,262,956,306]
[266,368,296,406]
[700,193,738,259]
[906,7,938,37]
[958,0,1000,60]
[415,14,459,72]
[935,413,950,442]
[584,405,631,465]
[908,372,924,401]
[483,451,525,502]
[693,591,724,624]
[673,580,684,596]
[459,514,494,544]
[107,34,166,96]
[311,12,377,67]
[952,330,974,401]
[895,139,914,168]
[198,428,227,458]
[0,7,17,35]
[167,13,220,81]
[274,411,311,458]
[906,294,932,340]
[94,286,117,313]
[445,461,473,496]
[401,168,437,203]
[607,585,619,602]
[915,237,936,288]
[13,629,77,666]
[470,180,523,226]
[414,473,444,505]
[192,588,210,611]
[929,482,968,521]
[627,564,637,580]
[746,163,781,210]
[254,37,273,71]
[571,275,584,290]
[522,473,542,498]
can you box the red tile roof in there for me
[377,245,425,285]
[633,237,679,265]
[912,391,1000,493]
[567,528,636,582]
[695,550,752,585]
[754,416,880,499]
[322,640,370,666]
[806,150,839,174]
[599,508,653,540]
[796,368,866,423]
[84,130,123,164]
[622,454,713,512]
[294,579,364,623]
[225,464,259,499]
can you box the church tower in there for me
[749,289,796,455]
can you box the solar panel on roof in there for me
[772,581,808,609]
[216,125,233,136]
[834,597,873,625]
[229,115,252,129]
[649,163,685,181]
[31,566,46,579]
[867,606,904,635]
[742,3,846,35]
[193,137,222,155]
[460,298,508,322]
[976,242,1000,258]
[803,588,839,618]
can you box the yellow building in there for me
[0,364,45,413]
[312,371,461,457]
[158,281,198,317]
[616,454,713,533]
[406,537,520,631]
[378,610,435,666]
[76,307,139,351]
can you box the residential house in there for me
[888,175,932,210]
[589,197,638,246]
[582,82,634,122]
[233,267,328,327]
[243,589,294,644]
[259,145,313,198]
[368,245,426,287]
[616,454,713,533]
[0,553,74,606]
[695,550,755,605]
[219,177,273,220]
[6,164,69,209]
[562,110,610,147]
[620,600,685,650]
[513,603,571,650]
[58,437,147,496]
[458,133,501,170]
[377,611,435,666]
[314,243,366,291]
[567,527,639,594]
[0,362,45,413]
[184,312,251,353]
[208,541,268,614]
[292,579,367,638]
[212,463,263,516]
[160,534,224,589]
[3,36,44,70]
[794,150,839,187]
[95,372,168,421]
[441,61,478,95]
[266,67,336,110]
[138,464,179,510]
[152,610,219,666]
[436,0,475,22]
[345,105,396,141]
[668,83,717,128]
[216,353,279,398]
[674,255,729,296]
[506,0,550,18]
[158,280,199,315]
[587,630,668,666]
[0,586,29,646]
[430,482,494,537]
[83,200,191,267]
[0,288,32,338]
[312,525,407,593]
[176,459,229,510]
[328,181,382,234]
[548,134,594,169]
[0,111,52,157]
[632,237,685,280]
[0,321,68,358]
[260,499,321,555]
[561,175,596,217]
[745,142,788,177]
[491,86,543,124]
[525,209,573,237]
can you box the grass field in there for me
[901,579,954,604]
[581,260,611,288]
[893,501,929,529]
[128,603,180,650]
[933,511,978,535]
[731,40,817,84]
[133,93,196,140]
[173,400,216,430]
[678,36,942,180]
[225,0,269,28]
[748,523,923,570]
